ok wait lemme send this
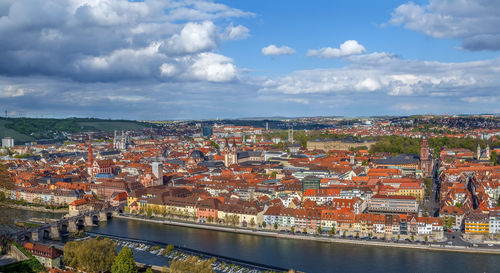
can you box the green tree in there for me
[111,247,137,273]
[145,268,153,273]
[491,151,498,166]
[0,191,5,202]
[290,226,295,233]
[425,236,429,243]
[443,216,454,230]
[273,223,278,230]
[166,244,174,254]
[317,226,322,234]
[165,256,215,273]
[250,218,255,228]
[329,227,335,236]
[410,235,415,241]
[63,237,117,272]
[262,222,267,228]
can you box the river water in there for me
[88,218,500,273]
[0,207,65,234]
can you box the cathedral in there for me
[476,143,490,161]
[223,139,238,167]
[113,130,132,150]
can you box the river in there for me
[0,206,65,234]
[87,217,500,273]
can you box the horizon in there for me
[1,0,499,119]
[1,113,500,122]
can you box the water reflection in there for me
[90,218,500,273]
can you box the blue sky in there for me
[0,0,499,119]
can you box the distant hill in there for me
[0,117,148,143]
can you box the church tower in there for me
[420,135,431,176]
[231,139,238,165]
[477,143,481,160]
[224,139,230,167]
[87,134,94,177]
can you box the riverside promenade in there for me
[115,214,500,255]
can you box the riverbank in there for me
[85,231,289,273]
[0,203,68,213]
[116,214,500,255]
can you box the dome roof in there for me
[190,150,204,159]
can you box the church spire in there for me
[88,133,94,177]
[88,134,94,165]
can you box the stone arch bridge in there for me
[13,207,122,242]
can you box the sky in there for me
[0,0,499,120]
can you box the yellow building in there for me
[465,213,489,234]
[386,183,424,201]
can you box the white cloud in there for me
[393,103,429,111]
[165,1,254,21]
[222,24,249,40]
[0,85,26,97]
[260,52,500,97]
[307,40,366,59]
[161,21,217,55]
[390,0,500,51]
[186,52,238,82]
[461,96,498,103]
[355,78,381,91]
[0,0,249,82]
[159,63,178,77]
[285,98,309,104]
[261,45,296,56]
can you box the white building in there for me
[2,137,14,148]
[490,208,500,234]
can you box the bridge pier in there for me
[50,225,60,240]
[84,215,94,226]
[31,230,39,241]
[68,221,78,233]
[99,212,108,222]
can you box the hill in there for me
[0,118,147,143]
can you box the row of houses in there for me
[5,187,81,206]
[126,187,265,227]
[263,205,443,236]
[464,208,500,234]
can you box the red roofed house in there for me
[24,242,62,268]
[68,198,89,216]
[110,192,128,207]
